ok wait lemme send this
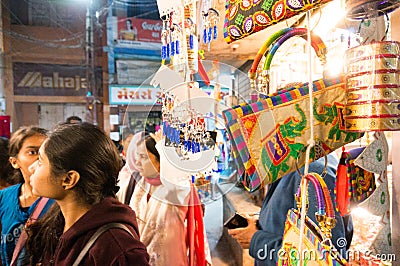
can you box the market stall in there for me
[148,0,400,265]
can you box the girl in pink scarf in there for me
[131,133,209,266]
[116,131,145,204]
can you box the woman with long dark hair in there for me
[26,123,149,265]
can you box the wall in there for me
[10,25,85,64]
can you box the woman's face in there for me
[29,142,65,199]
[136,142,160,178]
[126,20,132,29]
[10,134,46,182]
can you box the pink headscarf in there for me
[126,131,161,186]
[117,131,144,185]
[125,131,145,173]
[117,131,144,202]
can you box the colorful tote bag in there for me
[278,173,347,265]
[223,0,333,43]
[222,29,361,192]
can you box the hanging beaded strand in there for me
[184,2,198,74]
[202,10,209,45]
[170,17,176,58]
[172,23,181,56]
[161,18,168,61]
[208,8,219,42]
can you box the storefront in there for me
[12,62,102,130]
[108,84,162,140]
[145,0,400,264]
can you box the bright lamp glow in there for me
[313,1,346,37]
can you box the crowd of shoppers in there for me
[0,117,352,266]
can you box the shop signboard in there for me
[109,85,161,105]
[13,63,102,97]
[109,84,232,106]
[108,16,162,56]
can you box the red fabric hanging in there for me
[187,183,206,266]
[197,57,210,86]
[335,150,351,216]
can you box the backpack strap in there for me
[72,223,135,266]
[11,197,50,266]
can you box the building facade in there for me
[0,0,106,131]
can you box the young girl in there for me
[0,126,53,265]
[26,123,149,265]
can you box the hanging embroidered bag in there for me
[278,172,347,265]
[222,28,362,192]
[223,0,333,43]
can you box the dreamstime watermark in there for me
[256,237,396,263]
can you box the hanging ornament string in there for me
[201,7,219,51]
[298,10,315,265]
[184,1,198,79]
[161,15,170,65]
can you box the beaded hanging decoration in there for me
[159,3,197,71]
[184,3,198,74]
[201,6,220,51]
[161,20,167,60]
[161,87,218,203]
[161,87,217,160]
[161,13,185,64]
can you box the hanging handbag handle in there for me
[264,28,326,72]
[294,144,335,225]
[278,173,347,266]
[248,28,293,80]
[295,173,337,240]
[248,27,327,94]
[11,197,50,266]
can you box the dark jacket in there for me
[249,154,351,265]
[45,197,149,266]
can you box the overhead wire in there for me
[1,0,161,62]
[24,0,77,36]
[1,1,85,47]
[4,29,84,49]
